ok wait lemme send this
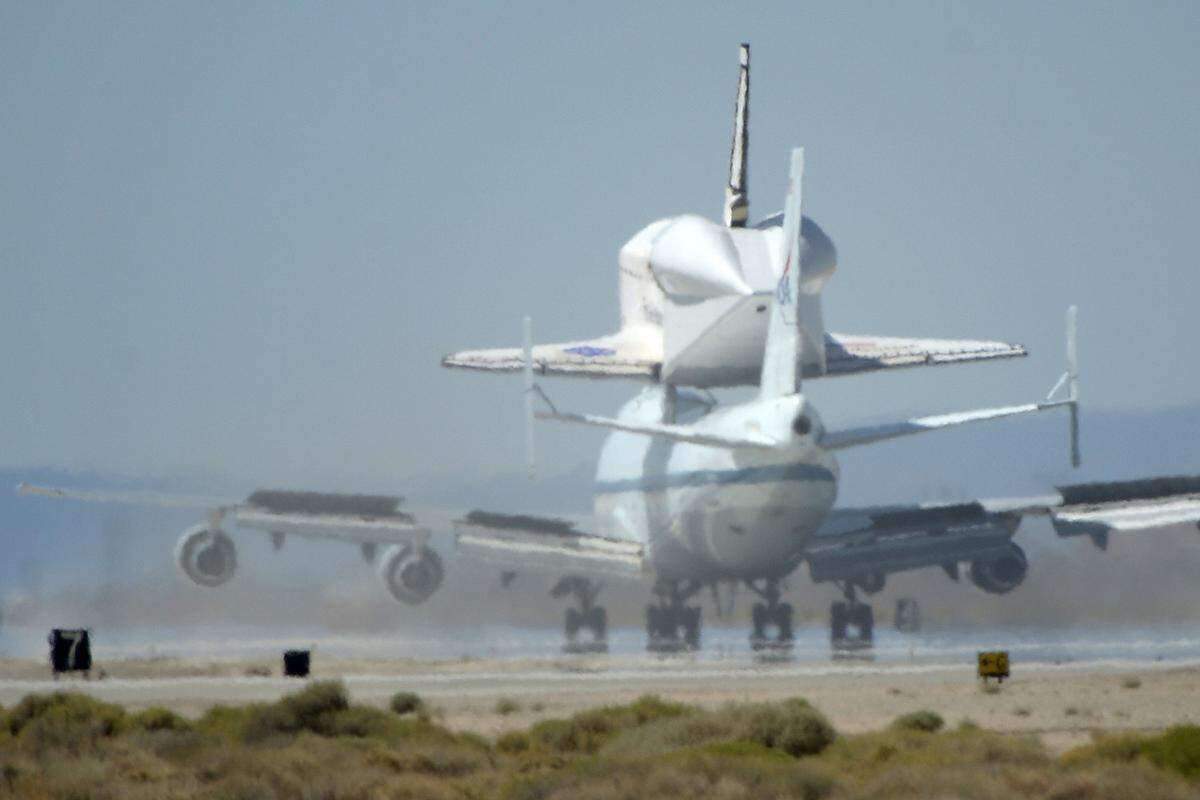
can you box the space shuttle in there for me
[443,44,1026,389]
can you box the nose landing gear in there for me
[747,579,794,652]
[552,577,607,654]
[645,579,702,652]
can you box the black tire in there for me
[589,607,608,641]
[751,603,768,639]
[850,603,874,641]
[830,601,848,642]
[776,602,794,642]
[683,606,701,648]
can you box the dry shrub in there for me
[130,706,190,732]
[1067,725,1200,782]
[528,695,693,754]
[391,691,424,716]
[602,697,835,760]
[891,710,944,733]
[502,747,833,800]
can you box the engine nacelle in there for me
[174,525,237,588]
[377,544,444,605]
[968,543,1028,595]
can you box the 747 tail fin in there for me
[759,148,805,399]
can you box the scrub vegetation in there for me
[0,682,1196,799]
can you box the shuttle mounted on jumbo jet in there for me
[17,44,1200,655]
[442,44,1027,389]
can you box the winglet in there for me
[1043,305,1081,467]
[523,316,536,480]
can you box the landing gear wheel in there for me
[645,580,703,653]
[558,577,608,654]
[831,588,874,655]
[747,579,794,653]
[683,606,701,649]
[565,607,582,640]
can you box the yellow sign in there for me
[977,651,1010,682]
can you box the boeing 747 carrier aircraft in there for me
[20,46,1200,652]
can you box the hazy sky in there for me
[3,2,1199,493]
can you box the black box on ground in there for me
[283,649,311,678]
[49,629,92,674]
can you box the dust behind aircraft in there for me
[18,45,1200,653]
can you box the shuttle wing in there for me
[442,325,1024,385]
[442,328,663,380]
[823,333,1026,377]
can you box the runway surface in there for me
[3,623,1200,751]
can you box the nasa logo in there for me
[564,345,617,358]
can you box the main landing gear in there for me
[552,577,607,654]
[645,579,702,652]
[830,583,874,653]
[748,579,794,652]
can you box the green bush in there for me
[6,692,127,738]
[1141,725,1200,780]
[736,698,836,757]
[390,691,423,716]
[892,710,945,733]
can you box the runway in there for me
[3,624,1200,751]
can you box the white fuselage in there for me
[593,388,839,582]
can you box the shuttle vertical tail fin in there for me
[723,43,750,228]
[759,148,805,399]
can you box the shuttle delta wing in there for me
[822,332,1027,377]
[442,328,662,380]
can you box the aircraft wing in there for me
[442,327,663,380]
[823,333,1027,377]
[16,483,432,546]
[804,475,1200,588]
[453,510,646,578]
[16,482,645,578]
[442,326,1024,385]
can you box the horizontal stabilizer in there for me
[536,408,777,450]
[820,402,1047,451]
[454,512,645,578]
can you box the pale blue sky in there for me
[3,2,1198,492]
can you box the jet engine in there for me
[378,544,444,605]
[174,525,237,588]
[968,543,1028,595]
